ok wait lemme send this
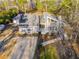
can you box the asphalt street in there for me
[9,36,38,59]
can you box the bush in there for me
[0,8,18,24]
[0,19,5,24]
[40,45,59,59]
[36,0,44,11]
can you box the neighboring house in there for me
[18,13,28,34]
[13,13,39,34]
[40,12,63,34]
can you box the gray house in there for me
[13,12,64,35]
[40,12,64,34]
[13,13,39,34]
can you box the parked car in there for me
[0,24,6,32]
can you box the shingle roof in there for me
[13,14,22,20]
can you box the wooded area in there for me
[0,0,79,25]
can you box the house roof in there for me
[43,12,58,22]
[13,14,22,20]
[19,14,28,23]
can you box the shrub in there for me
[0,8,18,24]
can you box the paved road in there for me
[9,36,38,59]
[41,37,61,46]
[0,28,16,52]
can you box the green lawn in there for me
[40,45,60,59]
